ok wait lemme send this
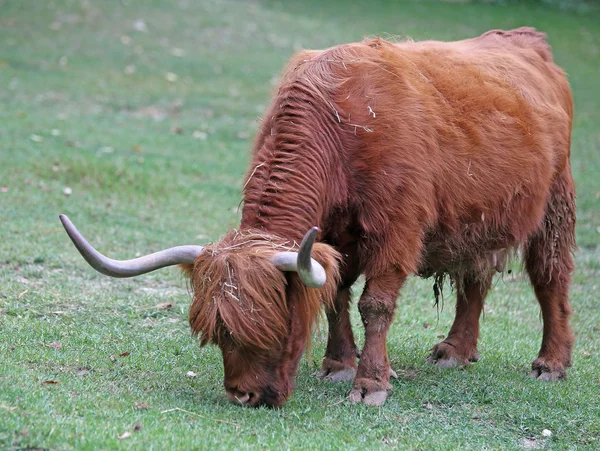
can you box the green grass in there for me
[1,0,599,449]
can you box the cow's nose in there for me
[226,387,256,406]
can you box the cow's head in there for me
[59,215,339,407]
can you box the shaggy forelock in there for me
[186,230,340,351]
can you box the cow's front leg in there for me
[349,269,405,406]
[317,286,360,382]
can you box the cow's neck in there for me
[240,82,347,244]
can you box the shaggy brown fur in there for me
[186,230,339,350]
[181,27,575,407]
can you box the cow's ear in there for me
[179,263,195,278]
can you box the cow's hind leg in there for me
[525,170,576,381]
[348,268,405,406]
[317,285,360,382]
[426,272,493,368]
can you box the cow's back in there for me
[313,30,572,275]
[248,30,572,277]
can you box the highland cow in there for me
[61,27,576,407]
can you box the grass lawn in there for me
[1,0,599,449]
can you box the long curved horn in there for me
[270,227,326,288]
[59,214,204,278]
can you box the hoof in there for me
[364,390,389,406]
[348,388,388,406]
[530,358,567,381]
[347,377,392,406]
[348,388,363,404]
[529,369,565,381]
[316,366,357,383]
[435,356,460,369]
[426,341,477,368]
[317,357,357,383]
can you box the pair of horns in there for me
[59,215,326,288]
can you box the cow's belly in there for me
[417,226,517,278]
